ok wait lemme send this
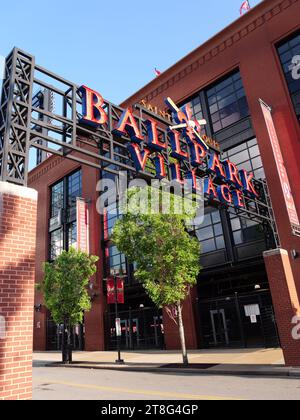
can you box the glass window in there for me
[51,181,63,218]
[222,139,265,246]
[50,170,82,218]
[195,207,225,254]
[50,229,63,260]
[205,71,250,133]
[230,210,264,246]
[277,31,300,125]
[49,170,82,259]
[222,138,265,180]
[68,171,82,209]
[68,222,77,249]
[103,200,123,240]
[105,245,127,275]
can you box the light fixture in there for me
[254,285,261,290]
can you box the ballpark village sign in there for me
[79,85,260,209]
[0,48,276,239]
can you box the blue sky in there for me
[0,0,261,104]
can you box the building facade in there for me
[29,0,300,354]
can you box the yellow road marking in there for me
[37,378,244,400]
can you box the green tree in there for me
[112,187,201,366]
[39,248,99,364]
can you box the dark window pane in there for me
[290,34,300,47]
[252,156,263,170]
[68,171,82,208]
[213,223,223,236]
[278,42,289,54]
[215,77,233,93]
[209,103,219,114]
[211,111,220,123]
[249,145,260,158]
[277,31,300,125]
[205,71,249,132]
[201,238,217,253]
[51,181,63,218]
[211,211,221,224]
[233,231,243,245]
[254,168,265,179]
[196,208,224,254]
[197,226,214,241]
[222,138,265,181]
[216,236,225,250]
[68,222,77,249]
[212,121,222,132]
[50,229,63,260]
[49,170,82,259]
[218,93,237,110]
[231,218,241,232]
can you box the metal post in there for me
[128,306,133,350]
[114,274,124,364]
[235,292,246,348]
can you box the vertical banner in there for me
[117,278,125,304]
[106,277,125,304]
[260,99,300,235]
[107,277,115,304]
[76,198,90,253]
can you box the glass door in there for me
[210,309,229,346]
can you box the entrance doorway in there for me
[210,309,229,346]
[46,317,85,351]
[199,291,280,348]
[105,307,165,350]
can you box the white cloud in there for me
[0,55,5,80]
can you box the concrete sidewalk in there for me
[32,348,300,378]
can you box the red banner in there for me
[117,278,125,304]
[107,278,115,304]
[260,99,300,233]
[76,199,90,253]
[106,277,125,304]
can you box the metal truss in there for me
[0,47,279,245]
[0,49,35,185]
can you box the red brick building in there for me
[0,183,37,400]
[28,0,300,364]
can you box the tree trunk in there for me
[177,303,188,366]
[62,320,72,364]
[62,321,67,364]
[67,321,72,364]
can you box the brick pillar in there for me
[163,287,199,350]
[264,248,300,367]
[0,182,37,400]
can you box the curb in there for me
[44,363,300,378]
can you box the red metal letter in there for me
[79,85,108,126]
[113,108,144,142]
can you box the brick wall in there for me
[0,182,37,400]
[29,160,106,352]
[264,249,300,367]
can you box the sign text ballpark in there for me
[79,85,260,208]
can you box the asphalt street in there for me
[33,365,300,400]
